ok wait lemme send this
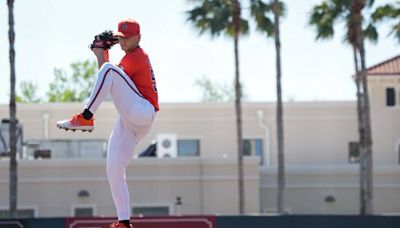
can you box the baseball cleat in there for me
[57,113,94,132]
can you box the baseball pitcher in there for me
[57,19,159,228]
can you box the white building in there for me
[0,55,399,218]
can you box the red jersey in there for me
[118,47,159,111]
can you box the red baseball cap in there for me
[115,19,140,38]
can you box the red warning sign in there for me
[66,216,216,228]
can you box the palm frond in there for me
[363,22,378,43]
[372,4,399,21]
[186,0,248,38]
[372,2,400,43]
[309,1,338,40]
[249,0,285,37]
[390,22,400,43]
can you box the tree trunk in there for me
[353,47,368,214]
[8,0,18,218]
[352,46,365,158]
[232,0,244,215]
[358,29,374,216]
[273,0,285,214]
[353,46,368,214]
[353,0,374,215]
[352,47,362,113]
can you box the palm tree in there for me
[7,0,18,218]
[250,0,286,213]
[353,0,374,215]
[309,0,377,215]
[186,0,249,214]
[372,1,400,43]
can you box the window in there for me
[48,140,70,159]
[74,207,94,217]
[0,209,35,218]
[79,140,107,158]
[386,88,396,107]
[177,139,200,157]
[243,139,264,164]
[349,142,360,163]
[23,139,108,159]
[132,206,169,216]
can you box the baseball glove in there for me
[89,30,119,50]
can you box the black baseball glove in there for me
[89,30,119,50]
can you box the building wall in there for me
[0,101,361,164]
[260,165,400,214]
[368,76,400,165]
[0,158,260,217]
[0,98,399,216]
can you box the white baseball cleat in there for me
[57,113,94,132]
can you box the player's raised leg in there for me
[56,62,123,132]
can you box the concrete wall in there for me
[0,158,260,217]
[260,165,400,214]
[368,76,400,165]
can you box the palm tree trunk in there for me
[358,32,373,216]
[353,47,369,214]
[8,0,18,218]
[273,0,285,214]
[354,0,373,215]
[232,0,244,215]
[352,47,364,162]
[352,47,361,109]
[353,46,368,214]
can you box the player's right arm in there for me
[92,48,109,69]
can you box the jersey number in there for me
[150,65,158,93]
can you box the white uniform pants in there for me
[85,62,155,220]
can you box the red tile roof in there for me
[367,54,400,76]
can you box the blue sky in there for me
[0,0,398,104]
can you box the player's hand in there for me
[92,47,105,57]
[92,48,109,62]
